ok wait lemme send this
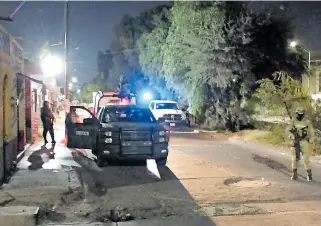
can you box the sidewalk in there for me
[6,123,82,189]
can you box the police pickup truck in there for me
[66,104,169,167]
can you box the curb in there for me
[170,130,200,134]
[16,143,32,164]
[0,206,39,226]
[199,130,218,133]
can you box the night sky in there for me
[1,1,321,84]
[0,1,165,84]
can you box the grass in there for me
[231,124,321,156]
[231,125,291,147]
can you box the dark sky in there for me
[0,1,165,84]
[1,1,321,85]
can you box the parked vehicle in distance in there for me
[149,100,189,128]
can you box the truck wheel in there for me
[96,152,107,167]
[156,158,167,166]
[186,119,191,128]
[92,148,98,156]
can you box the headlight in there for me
[155,131,169,143]
[105,138,113,143]
[104,131,112,136]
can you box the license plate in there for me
[170,123,176,127]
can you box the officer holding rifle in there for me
[288,106,315,181]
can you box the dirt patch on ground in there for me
[60,187,85,205]
[224,177,270,188]
[0,182,195,224]
[252,154,289,172]
[37,203,66,225]
[197,203,267,217]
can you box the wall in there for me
[24,61,46,142]
[0,26,24,183]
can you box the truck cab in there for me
[66,102,169,167]
[149,100,189,129]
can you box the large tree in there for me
[137,2,306,131]
[112,4,173,95]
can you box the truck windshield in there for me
[156,103,178,110]
[102,107,155,123]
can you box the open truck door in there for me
[66,106,100,149]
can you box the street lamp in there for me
[289,40,313,93]
[41,55,63,76]
[77,89,80,94]
[72,77,77,83]
[289,40,311,71]
[289,41,297,48]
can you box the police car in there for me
[66,92,169,167]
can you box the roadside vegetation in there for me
[72,2,321,153]
[232,71,321,155]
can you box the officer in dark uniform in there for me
[41,101,56,144]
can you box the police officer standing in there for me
[288,106,315,181]
[41,101,56,144]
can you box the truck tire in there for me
[92,148,98,156]
[156,158,167,166]
[96,152,107,167]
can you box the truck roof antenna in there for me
[0,0,27,22]
[9,0,27,20]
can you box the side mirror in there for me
[158,117,166,122]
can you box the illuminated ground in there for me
[1,128,321,225]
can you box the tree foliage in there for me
[77,80,112,103]
[254,71,311,119]
[85,2,307,132]
[137,2,306,131]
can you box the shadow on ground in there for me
[27,144,56,170]
[68,151,218,224]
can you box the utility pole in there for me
[64,0,69,102]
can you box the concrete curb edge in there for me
[17,143,32,164]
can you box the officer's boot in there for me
[307,169,313,181]
[291,169,298,180]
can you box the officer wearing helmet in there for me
[288,105,315,181]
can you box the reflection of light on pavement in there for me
[146,159,161,179]
[41,153,49,163]
[42,159,62,169]
[17,160,31,169]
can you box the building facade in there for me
[0,26,24,183]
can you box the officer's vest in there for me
[293,120,309,140]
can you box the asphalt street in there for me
[2,129,321,226]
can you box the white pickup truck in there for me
[149,100,189,128]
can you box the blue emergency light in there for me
[143,92,152,101]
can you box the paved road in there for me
[2,130,321,226]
